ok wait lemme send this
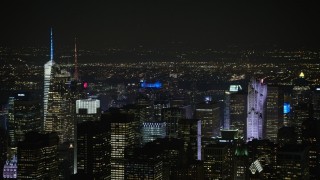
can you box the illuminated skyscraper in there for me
[45,65,72,143]
[101,110,136,179]
[43,29,55,130]
[246,78,267,141]
[74,98,101,173]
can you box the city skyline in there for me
[1,1,320,179]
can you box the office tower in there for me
[229,90,247,138]
[277,144,310,179]
[73,98,101,173]
[45,65,72,143]
[0,128,8,179]
[125,147,163,180]
[161,107,185,138]
[225,85,243,129]
[76,121,110,179]
[2,155,17,179]
[17,132,59,180]
[178,119,201,160]
[266,86,283,142]
[7,92,41,147]
[142,122,166,144]
[247,78,267,141]
[101,110,136,179]
[122,104,148,146]
[247,139,277,179]
[195,102,220,143]
[75,99,101,123]
[141,138,185,179]
[292,72,312,144]
[43,30,74,144]
[203,143,232,179]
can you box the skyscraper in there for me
[195,102,220,143]
[292,72,312,144]
[17,132,59,180]
[7,92,41,147]
[246,78,267,141]
[101,110,136,179]
[43,29,76,143]
[45,65,72,143]
[75,99,101,123]
[43,29,55,130]
[74,98,101,174]
[266,86,283,142]
[76,121,111,179]
[228,85,247,138]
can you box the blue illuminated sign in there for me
[141,81,162,88]
[284,102,290,114]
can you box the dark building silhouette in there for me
[277,144,310,179]
[76,120,111,179]
[17,132,59,180]
[0,127,8,179]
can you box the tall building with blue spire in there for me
[44,29,73,143]
[43,28,55,131]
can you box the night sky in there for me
[1,1,320,49]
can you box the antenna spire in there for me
[74,37,79,80]
[50,28,53,61]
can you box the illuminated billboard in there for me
[140,81,162,88]
[284,102,290,114]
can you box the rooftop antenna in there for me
[74,37,79,80]
[50,28,53,62]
